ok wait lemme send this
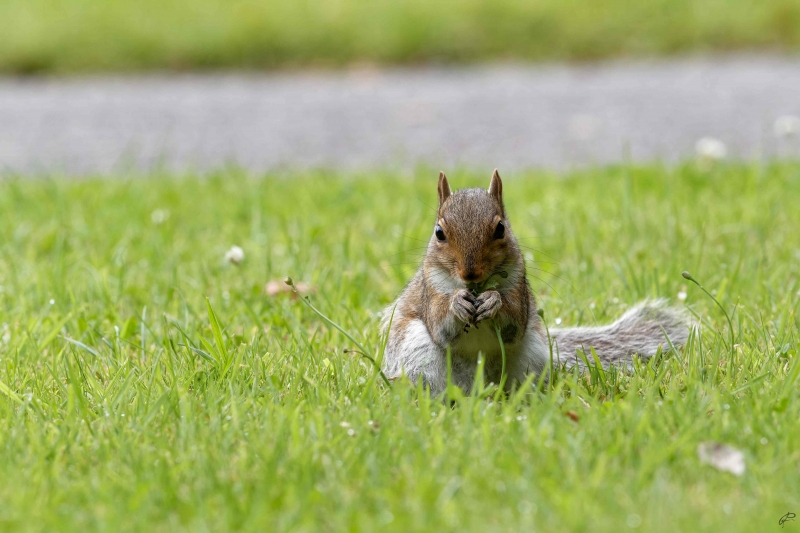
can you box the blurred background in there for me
[1,0,800,175]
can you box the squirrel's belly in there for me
[450,324,517,361]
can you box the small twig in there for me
[285,277,391,387]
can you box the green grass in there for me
[2,0,800,73]
[0,164,799,532]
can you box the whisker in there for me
[527,274,571,309]
[527,267,583,295]
[418,199,439,215]
[392,230,430,244]
[388,248,429,258]
[517,245,560,262]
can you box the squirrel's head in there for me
[426,170,521,290]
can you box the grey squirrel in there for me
[380,170,690,395]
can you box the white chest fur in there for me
[450,323,515,361]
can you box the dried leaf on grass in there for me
[265,279,314,297]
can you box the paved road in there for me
[1,56,799,176]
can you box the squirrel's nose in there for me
[461,270,483,282]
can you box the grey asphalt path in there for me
[1,55,799,176]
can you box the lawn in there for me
[2,0,800,73]
[0,165,798,532]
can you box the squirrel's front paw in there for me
[450,289,477,325]
[474,290,502,324]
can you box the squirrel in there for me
[380,170,690,395]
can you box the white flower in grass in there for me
[1,323,10,344]
[774,115,800,138]
[150,209,170,225]
[677,286,687,301]
[697,442,745,476]
[695,137,727,161]
[224,245,245,265]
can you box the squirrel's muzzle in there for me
[460,269,484,283]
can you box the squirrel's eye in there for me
[434,224,446,242]
[493,221,505,240]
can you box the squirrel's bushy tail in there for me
[548,300,691,368]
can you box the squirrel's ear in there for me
[489,169,504,210]
[438,171,452,207]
